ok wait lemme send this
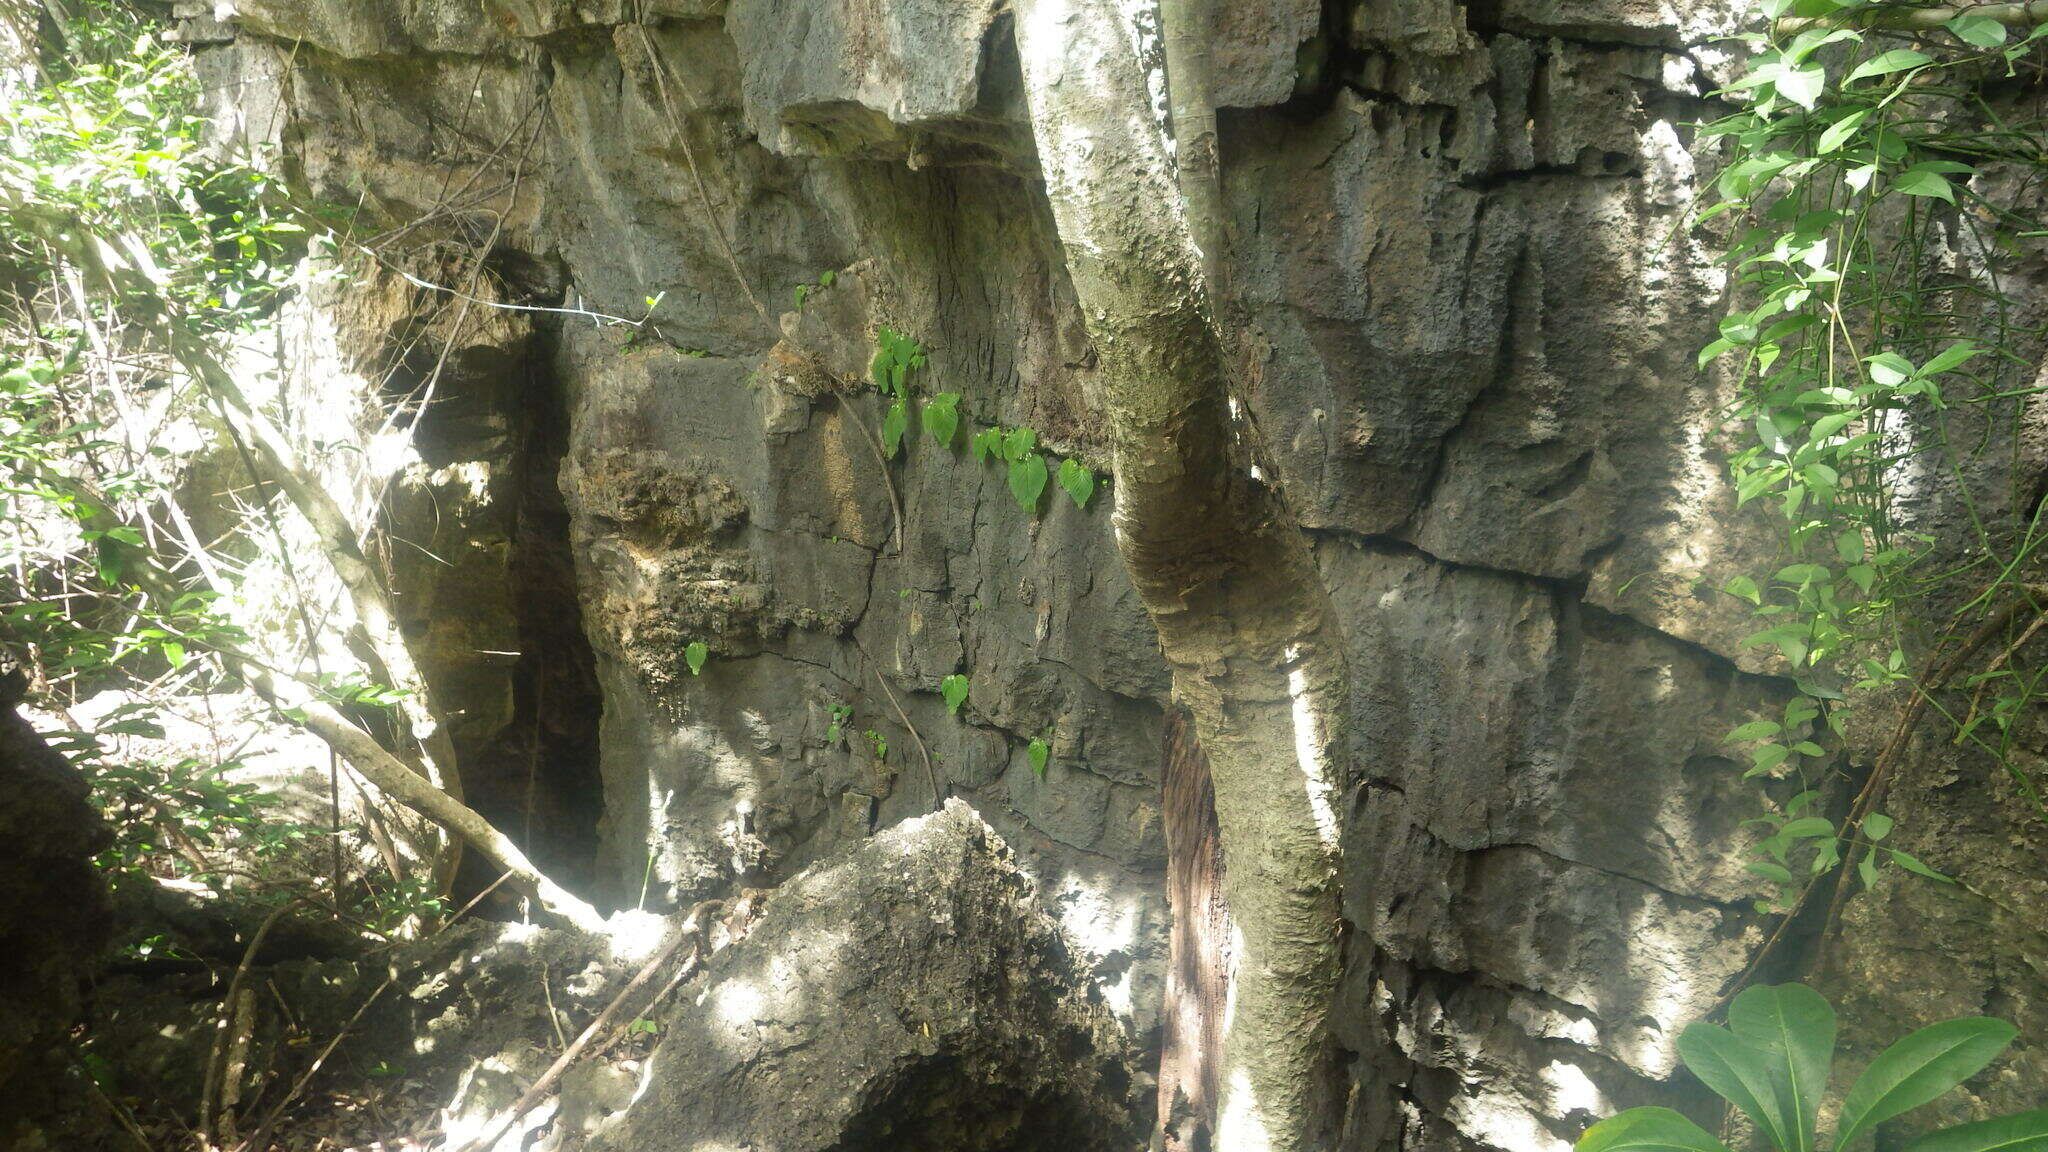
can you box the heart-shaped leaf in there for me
[1057,458,1095,509]
[1009,453,1048,514]
[923,393,960,448]
[1002,426,1037,462]
[1027,737,1050,779]
[941,674,970,716]
[1833,1017,2018,1150]
[685,641,708,676]
[973,427,1004,462]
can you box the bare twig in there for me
[200,898,305,1147]
[851,637,942,812]
[449,932,697,1152]
[834,396,905,554]
[233,972,398,1152]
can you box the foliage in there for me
[941,673,970,715]
[1576,983,2042,1152]
[1699,0,2048,917]
[870,326,1099,514]
[0,3,428,921]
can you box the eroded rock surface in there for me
[588,801,1143,1151]
[182,0,2048,1148]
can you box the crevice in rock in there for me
[449,323,606,904]
[1312,527,1804,692]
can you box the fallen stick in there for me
[449,932,697,1152]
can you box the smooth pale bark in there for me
[1160,0,1227,297]
[1013,2,1348,1147]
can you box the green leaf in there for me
[1893,165,1958,203]
[1729,983,1837,1152]
[1028,737,1050,779]
[1750,744,1793,776]
[1859,856,1881,890]
[1780,817,1834,839]
[1776,64,1827,110]
[922,393,960,448]
[1846,49,1933,83]
[1009,453,1048,514]
[1002,427,1038,462]
[1725,575,1762,605]
[1817,109,1870,155]
[972,427,1004,462]
[1904,1109,2048,1152]
[1922,342,1983,376]
[941,674,970,715]
[1863,813,1893,841]
[685,641,708,676]
[1946,12,2008,47]
[882,400,908,458]
[1727,720,1784,742]
[1576,1107,1731,1152]
[1748,860,1797,884]
[1680,1023,1797,1152]
[1810,412,1854,442]
[1889,849,1954,883]
[1057,458,1095,509]
[1834,1018,2019,1149]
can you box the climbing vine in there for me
[1699,0,2048,926]
[872,326,1098,514]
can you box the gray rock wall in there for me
[189,0,2048,1147]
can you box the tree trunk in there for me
[1014,2,1348,1145]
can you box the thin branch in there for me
[450,930,698,1152]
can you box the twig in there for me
[200,898,305,1147]
[834,396,906,554]
[449,933,696,1152]
[633,9,774,334]
[1717,584,2048,1002]
[233,973,398,1152]
[851,638,942,812]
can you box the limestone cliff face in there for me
[181,0,2048,1147]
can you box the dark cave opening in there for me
[825,1050,1137,1152]
[463,327,605,902]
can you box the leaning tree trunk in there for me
[1014,2,1349,1147]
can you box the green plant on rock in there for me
[869,327,1099,515]
[1699,0,2048,922]
[1578,983,2043,1152]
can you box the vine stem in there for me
[1718,584,2048,1005]
[834,396,906,554]
[852,637,943,812]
